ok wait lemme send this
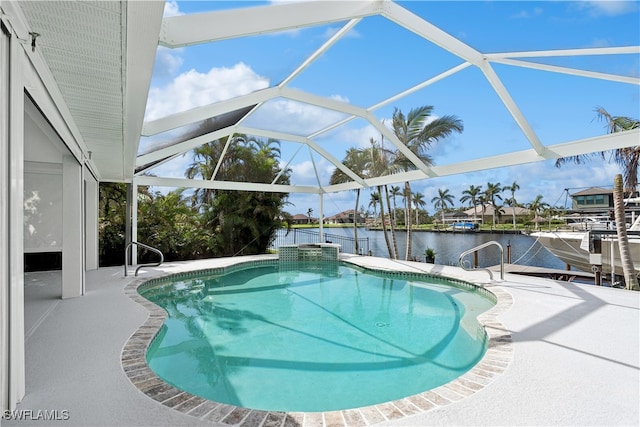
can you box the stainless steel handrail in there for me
[458,240,504,281]
[124,241,164,277]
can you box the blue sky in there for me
[143,0,640,217]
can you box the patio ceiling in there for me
[11,0,640,192]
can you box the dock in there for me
[489,263,595,283]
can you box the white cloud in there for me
[152,46,184,80]
[323,26,362,40]
[511,7,544,19]
[145,63,270,121]
[245,98,348,136]
[145,154,192,179]
[163,1,182,17]
[329,94,350,103]
[290,157,334,186]
[578,1,638,17]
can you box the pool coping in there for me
[121,257,513,427]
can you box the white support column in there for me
[7,24,26,409]
[84,169,99,271]
[0,34,7,415]
[318,193,324,242]
[0,18,13,412]
[62,154,84,298]
[131,180,138,265]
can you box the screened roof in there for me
[11,0,640,196]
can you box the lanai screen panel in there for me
[139,0,639,195]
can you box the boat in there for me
[530,214,640,276]
[450,222,479,232]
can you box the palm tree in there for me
[186,139,227,206]
[366,139,395,258]
[255,137,281,159]
[186,135,290,255]
[401,185,411,227]
[503,181,520,230]
[556,107,639,191]
[431,188,455,225]
[478,194,487,225]
[384,183,399,259]
[460,184,483,223]
[369,191,380,225]
[390,185,402,226]
[306,208,313,224]
[613,174,639,290]
[413,192,426,226]
[528,194,548,230]
[391,106,463,260]
[484,182,503,228]
[556,107,639,289]
[330,148,367,254]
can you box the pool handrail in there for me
[124,241,164,277]
[458,241,504,281]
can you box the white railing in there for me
[458,241,504,281]
[124,241,164,277]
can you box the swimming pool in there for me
[139,260,495,412]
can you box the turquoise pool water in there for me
[141,261,494,412]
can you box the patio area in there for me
[6,255,639,426]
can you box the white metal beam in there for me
[272,144,303,186]
[160,0,382,48]
[135,175,321,194]
[141,86,279,136]
[210,136,234,181]
[382,1,484,65]
[281,87,365,117]
[479,61,549,157]
[237,126,367,187]
[364,110,437,177]
[429,129,640,177]
[280,18,362,87]
[324,169,427,193]
[489,58,639,85]
[544,128,639,158]
[135,126,235,167]
[321,130,639,193]
[485,46,640,59]
[308,146,323,191]
[364,169,428,189]
[279,87,441,178]
[306,62,473,140]
[368,62,473,112]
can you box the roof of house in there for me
[292,214,312,220]
[571,187,613,196]
[325,209,359,220]
[463,205,531,216]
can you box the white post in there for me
[318,193,324,242]
[5,24,26,408]
[132,179,138,265]
[0,19,9,412]
[62,154,84,298]
[610,238,615,283]
[84,170,99,271]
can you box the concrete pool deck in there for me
[6,254,639,426]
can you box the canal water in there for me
[275,227,570,271]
